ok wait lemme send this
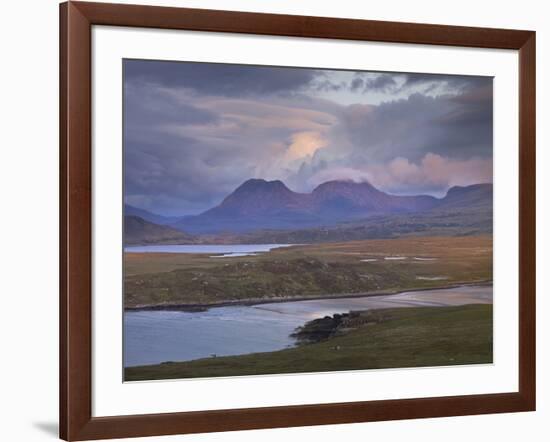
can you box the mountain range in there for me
[125,179,492,242]
[172,179,492,234]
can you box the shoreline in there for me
[124,304,494,377]
[125,280,493,312]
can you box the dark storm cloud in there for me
[124,134,257,215]
[366,74,398,91]
[124,60,493,215]
[401,73,491,91]
[124,59,319,96]
[333,71,491,96]
[440,84,493,125]
[350,73,398,93]
[296,82,493,195]
[340,85,493,163]
[124,81,219,149]
[123,72,336,215]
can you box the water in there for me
[125,244,293,257]
[124,285,492,367]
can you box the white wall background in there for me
[0,0,546,441]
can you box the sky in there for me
[124,59,493,216]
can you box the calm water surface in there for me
[124,285,492,367]
[124,244,293,257]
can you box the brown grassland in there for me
[124,235,492,309]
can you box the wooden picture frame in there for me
[59,1,536,440]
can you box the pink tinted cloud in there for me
[308,153,492,195]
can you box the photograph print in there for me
[123,59,493,382]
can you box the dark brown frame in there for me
[60,1,536,440]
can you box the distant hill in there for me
[125,216,195,245]
[175,179,322,233]
[173,179,492,234]
[311,180,438,214]
[435,184,493,210]
[235,206,493,244]
[124,204,181,225]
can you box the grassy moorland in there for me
[125,304,493,381]
[124,235,492,309]
[236,207,493,244]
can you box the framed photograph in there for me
[60,1,536,440]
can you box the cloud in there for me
[284,131,328,163]
[123,60,493,215]
[124,82,220,147]
[306,153,492,196]
[375,153,493,194]
[306,167,372,188]
[309,70,491,98]
[124,59,320,97]
[123,79,339,215]
[350,73,399,93]
[339,88,492,162]
[400,73,491,94]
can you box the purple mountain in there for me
[172,179,491,234]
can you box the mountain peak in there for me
[313,179,374,192]
[211,178,301,217]
[235,178,291,193]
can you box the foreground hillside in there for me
[124,235,492,309]
[125,304,493,380]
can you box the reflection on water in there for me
[124,285,492,367]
